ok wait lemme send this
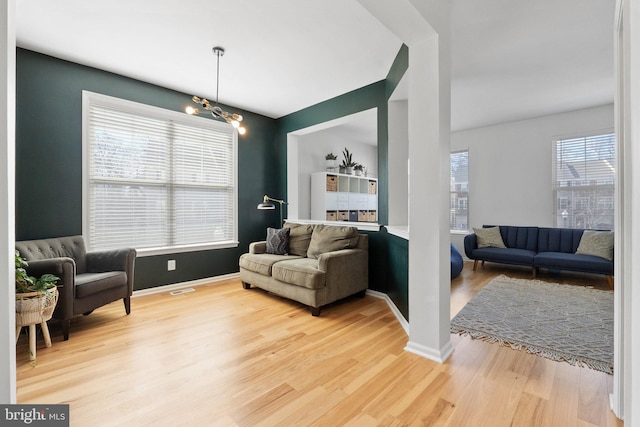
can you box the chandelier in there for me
[186,46,246,135]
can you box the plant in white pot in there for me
[354,164,364,176]
[15,250,60,333]
[342,148,357,175]
[325,152,337,171]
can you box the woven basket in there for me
[16,288,59,327]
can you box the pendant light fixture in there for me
[186,46,246,135]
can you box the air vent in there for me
[169,288,195,296]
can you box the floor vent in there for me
[169,288,195,296]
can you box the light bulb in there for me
[185,106,198,115]
[231,120,240,128]
[232,113,243,122]
[238,127,246,135]
[192,95,200,103]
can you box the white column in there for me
[0,0,16,404]
[358,0,452,361]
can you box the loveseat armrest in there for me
[318,248,368,279]
[249,241,267,254]
[463,233,477,259]
[86,248,136,273]
[24,257,76,319]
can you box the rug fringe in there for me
[451,327,614,375]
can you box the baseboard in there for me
[365,289,409,335]
[132,272,241,298]
[404,339,454,363]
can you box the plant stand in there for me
[16,289,58,361]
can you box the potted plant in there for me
[342,148,356,175]
[325,152,337,171]
[354,164,364,176]
[15,250,60,328]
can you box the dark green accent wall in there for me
[16,44,410,317]
[16,48,278,290]
[275,45,410,318]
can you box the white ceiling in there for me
[15,0,615,133]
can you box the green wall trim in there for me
[386,44,409,99]
[16,48,278,289]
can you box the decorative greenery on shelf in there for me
[325,152,337,160]
[354,164,364,171]
[341,147,357,168]
[15,250,59,295]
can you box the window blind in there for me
[552,133,615,230]
[450,150,469,231]
[84,91,237,252]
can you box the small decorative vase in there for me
[346,167,354,175]
[326,159,337,171]
[355,170,362,176]
[339,166,346,174]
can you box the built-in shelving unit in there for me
[311,172,378,223]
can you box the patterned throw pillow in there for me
[576,230,614,261]
[473,226,506,248]
[265,227,290,255]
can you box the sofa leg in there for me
[242,282,251,290]
[606,275,614,290]
[62,319,70,341]
[532,267,538,278]
[311,307,321,316]
[124,296,131,315]
[473,260,478,271]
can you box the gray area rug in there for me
[451,275,614,374]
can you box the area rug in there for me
[451,275,614,374]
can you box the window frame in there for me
[82,91,239,256]
[450,149,469,232]
[551,130,615,230]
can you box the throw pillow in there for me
[265,227,290,255]
[575,230,614,261]
[283,222,314,257]
[473,226,506,248]
[306,224,358,259]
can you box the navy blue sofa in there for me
[464,225,613,288]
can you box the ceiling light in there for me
[186,46,246,136]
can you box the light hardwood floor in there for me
[16,262,622,426]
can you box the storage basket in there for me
[326,175,338,192]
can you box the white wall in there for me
[451,104,614,230]
[295,134,377,219]
[388,99,409,227]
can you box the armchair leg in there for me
[311,307,321,316]
[124,297,131,315]
[242,282,251,289]
[63,320,70,341]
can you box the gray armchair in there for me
[15,235,136,340]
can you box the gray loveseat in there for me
[239,222,368,316]
[464,225,614,288]
[16,235,136,340]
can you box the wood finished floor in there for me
[16,262,622,426]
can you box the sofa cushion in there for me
[538,227,584,253]
[75,271,127,298]
[473,227,506,248]
[496,226,539,251]
[266,227,290,255]
[534,251,614,275]
[272,258,326,290]
[284,222,314,257]
[239,253,302,276]
[306,224,359,259]
[575,230,614,261]
[470,247,536,266]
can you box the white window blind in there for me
[83,91,237,252]
[552,133,615,230]
[450,150,469,231]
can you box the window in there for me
[450,150,469,231]
[552,132,615,230]
[83,91,238,254]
